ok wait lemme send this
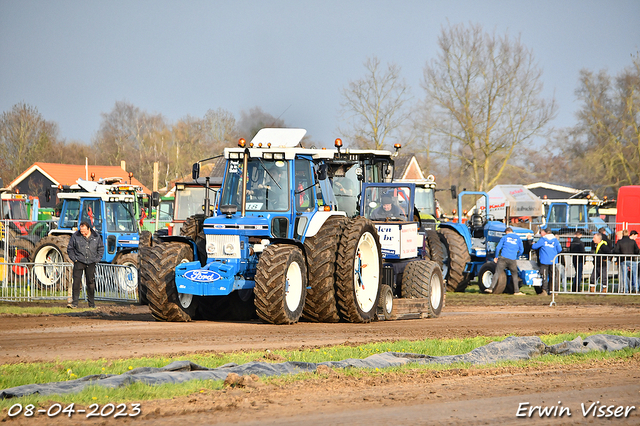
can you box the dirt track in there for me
[1,302,639,424]
[1,304,639,363]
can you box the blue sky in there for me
[1,0,638,147]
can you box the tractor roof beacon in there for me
[140,128,403,324]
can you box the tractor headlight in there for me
[207,243,217,255]
[223,242,236,255]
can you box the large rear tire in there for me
[302,216,346,323]
[438,228,470,292]
[140,242,198,322]
[335,217,382,323]
[402,260,445,318]
[254,244,307,325]
[425,229,444,264]
[180,215,205,240]
[31,235,72,289]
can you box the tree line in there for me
[1,22,638,198]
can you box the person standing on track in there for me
[531,228,562,296]
[66,221,104,308]
[487,227,525,295]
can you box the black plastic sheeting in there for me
[2,334,638,399]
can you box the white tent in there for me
[476,185,543,220]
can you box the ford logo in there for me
[184,270,222,282]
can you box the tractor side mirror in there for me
[45,188,51,202]
[0,178,3,188]
[317,164,328,181]
[450,185,457,200]
[151,191,160,207]
[192,163,200,180]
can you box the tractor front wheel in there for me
[254,244,307,324]
[140,242,198,321]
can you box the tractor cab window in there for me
[415,187,436,219]
[363,186,410,221]
[333,165,359,217]
[158,200,174,221]
[548,204,566,225]
[221,158,290,212]
[568,205,584,223]
[294,159,313,212]
[80,200,102,231]
[175,186,206,220]
[61,200,80,228]
[2,200,28,220]
[106,202,138,233]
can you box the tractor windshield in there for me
[158,200,174,221]
[2,200,28,220]
[105,202,138,233]
[175,187,206,220]
[415,187,436,218]
[363,186,411,221]
[221,158,290,212]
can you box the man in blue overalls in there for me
[487,227,525,295]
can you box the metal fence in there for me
[0,261,139,303]
[550,253,640,305]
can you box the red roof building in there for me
[5,162,151,208]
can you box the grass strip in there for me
[1,329,638,411]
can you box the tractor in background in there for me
[437,191,539,294]
[30,178,142,290]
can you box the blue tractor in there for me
[30,178,142,290]
[140,129,399,323]
[437,191,539,294]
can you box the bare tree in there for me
[421,23,557,191]
[340,57,412,150]
[0,103,58,183]
[566,56,640,195]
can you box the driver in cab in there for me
[371,194,405,221]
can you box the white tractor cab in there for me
[140,128,442,324]
[361,182,445,318]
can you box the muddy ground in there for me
[1,297,639,424]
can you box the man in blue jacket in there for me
[66,221,104,308]
[531,228,563,296]
[487,227,524,295]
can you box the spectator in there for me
[487,227,525,295]
[598,227,612,248]
[570,229,586,292]
[614,229,640,293]
[531,228,562,296]
[66,221,104,308]
[592,232,612,291]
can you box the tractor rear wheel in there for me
[140,242,198,321]
[31,235,72,289]
[180,215,205,240]
[335,217,382,323]
[302,216,346,322]
[139,230,152,248]
[402,260,445,318]
[438,228,471,292]
[114,252,139,293]
[425,230,444,264]
[254,244,307,324]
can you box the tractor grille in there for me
[205,234,241,259]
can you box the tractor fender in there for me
[156,235,202,264]
[303,211,347,238]
[439,222,472,251]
